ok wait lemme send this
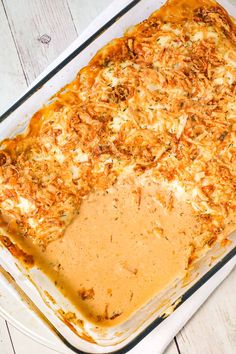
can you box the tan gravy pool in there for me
[16,179,202,327]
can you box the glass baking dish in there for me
[0,0,235,353]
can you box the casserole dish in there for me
[0,0,235,353]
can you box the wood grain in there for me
[0,317,15,354]
[0,1,235,354]
[2,0,77,84]
[0,0,26,115]
[67,0,111,33]
[7,324,57,354]
[176,268,236,354]
[164,340,180,354]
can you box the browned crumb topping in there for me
[0,0,235,252]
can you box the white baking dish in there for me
[0,0,235,353]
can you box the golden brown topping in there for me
[0,153,6,166]
[0,0,235,249]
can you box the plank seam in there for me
[66,0,78,35]
[1,0,29,86]
[5,321,16,354]
[174,336,181,354]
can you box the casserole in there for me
[0,0,235,353]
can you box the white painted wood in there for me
[7,324,180,354]
[0,1,26,115]
[176,268,236,354]
[0,317,14,354]
[0,1,235,354]
[2,0,78,84]
[67,0,111,33]
[164,339,179,354]
[8,324,58,354]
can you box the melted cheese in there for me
[0,0,235,300]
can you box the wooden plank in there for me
[7,324,57,354]
[2,0,78,84]
[0,317,15,354]
[67,0,111,34]
[1,1,235,354]
[6,323,181,354]
[164,338,180,354]
[6,322,180,354]
[0,1,27,115]
[176,268,236,354]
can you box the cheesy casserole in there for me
[0,0,235,326]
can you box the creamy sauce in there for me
[24,180,200,326]
[0,0,235,330]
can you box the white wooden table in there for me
[0,1,235,353]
